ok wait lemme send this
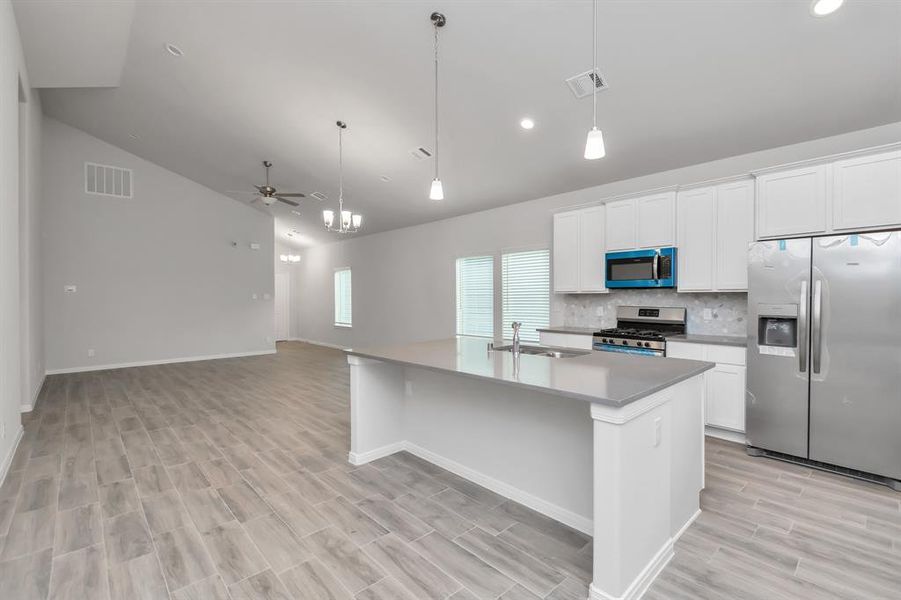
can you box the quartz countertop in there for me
[345,336,713,408]
[666,334,747,347]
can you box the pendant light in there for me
[584,0,606,160]
[429,11,446,200]
[322,121,362,233]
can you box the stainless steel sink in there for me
[492,344,589,359]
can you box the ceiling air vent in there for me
[85,162,133,198]
[410,146,433,160]
[310,192,328,201]
[565,68,609,99]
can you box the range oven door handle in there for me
[798,280,808,373]
[812,279,823,374]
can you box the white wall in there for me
[20,85,42,410]
[296,122,901,349]
[42,117,276,372]
[1,0,42,478]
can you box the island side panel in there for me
[402,366,594,533]
[588,374,704,600]
[347,355,406,465]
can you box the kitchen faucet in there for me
[511,321,522,356]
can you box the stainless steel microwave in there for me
[605,247,677,288]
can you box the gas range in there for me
[592,306,686,357]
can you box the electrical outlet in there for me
[87,349,95,358]
[653,417,662,447]
[251,293,258,300]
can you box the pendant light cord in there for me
[434,22,440,180]
[337,124,344,213]
[592,0,597,129]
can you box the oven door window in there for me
[607,257,654,281]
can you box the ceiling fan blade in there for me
[275,196,300,207]
[275,192,306,198]
[253,185,265,191]
[224,190,259,195]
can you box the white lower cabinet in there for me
[667,341,746,434]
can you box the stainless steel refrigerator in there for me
[746,231,901,490]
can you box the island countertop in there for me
[345,336,713,407]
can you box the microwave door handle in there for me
[798,280,808,373]
[652,252,659,281]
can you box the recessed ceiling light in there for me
[165,43,184,57]
[810,0,843,16]
[291,210,301,216]
[520,118,535,130]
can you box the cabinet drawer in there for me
[666,342,705,360]
[538,331,593,350]
[706,345,746,366]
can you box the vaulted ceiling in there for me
[25,0,901,247]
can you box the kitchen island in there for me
[345,336,713,600]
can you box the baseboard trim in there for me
[21,373,46,413]
[0,425,25,489]
[45,349,277,375]
[705,426,746,445]
[350,440,593,535]
[589,538,675,600]
[348,442,406,466]
[289,338,348,351]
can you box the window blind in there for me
[502,249,549,343]
[456,256,494,338]
[334,269,352,326]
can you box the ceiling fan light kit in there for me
[322,121,363,234]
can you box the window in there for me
[334,268,352,327]
[502,249,549,343]
[456,256,494,338]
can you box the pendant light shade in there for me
[322,209,335,228]
[584,127,606,160]
[429,12,446,200]
[429,178,444,201]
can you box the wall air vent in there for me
[410,146,433,160]
[85,162,133,198]
[565,68,609,99]
[310,192,328,201]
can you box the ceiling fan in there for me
[232,161,306,207]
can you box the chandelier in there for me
[322,121,362,233]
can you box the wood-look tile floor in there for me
[0,342,898,600]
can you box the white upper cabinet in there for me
[677,180,753,292]
[636,192,676,248]
[604,192,675,251]
[832,150,901,231]
[715,180,755,290]
[553,206,607,294]
[604,199,636,251]
[578,206,607,292]
[676,187,715,291]
[756,164,828,238]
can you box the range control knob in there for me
[644,342,651,348]
[621,340,628,345]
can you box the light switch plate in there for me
[654,417,662,447]
[87,349,95,357]
[252,293,258,300]
[702,308,713,320]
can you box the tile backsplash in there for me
[551,290,748,336]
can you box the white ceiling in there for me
[34,0,901,247]
[13,0,136,88]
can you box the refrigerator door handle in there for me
[812,279,823,374]
[798,280,808,373]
